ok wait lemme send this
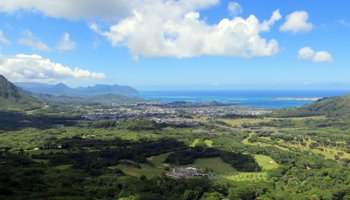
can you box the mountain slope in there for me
[16,82,138,97]
[0,75,21,99]
[0,75,43,111]
[271,94,350,120]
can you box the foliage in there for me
[165,146,261,172]
[118,119,159,131]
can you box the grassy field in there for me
[115,156,239,178]
[219,118,271,128]
[254,155,280,171]
[219,116,326,128]
[114,162,163,179]
[281,140,350,160]
[55,164,72,170]
[224,172,268,182]
[244,131,350,160]
[115,152,174,178]
[185,157,236,175]
[242,133,289,151]
[148,152,171,168]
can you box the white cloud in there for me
[0,0,132,20]
[280,11,313,33]
[298,47,333,63]
[227,2,242,16]
[18,30,50,51]
[92,1,281,59]
[338,19,350,27]
[0,30,10,45]
[260,10,282,31]
[0,55,4,65]
[57,33,76,51]
[1,0,281,59]
[0,54,106,83]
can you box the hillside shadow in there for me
[0,111,80,132]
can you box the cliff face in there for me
[0,75,43,110]
[0,75,21,99]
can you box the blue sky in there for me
[0,0,349,90]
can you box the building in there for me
[166,167,207,179]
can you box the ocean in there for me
[139,90,350,109]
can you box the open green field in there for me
[114,162,163,179]
[219,118,271,128]
[148,152,171,168]
[243,131,350,160]
[114,153,174,178]
[242,133,289,151]
[114,156,239,178]
[185,157,236,175]
[254,155,280,171]
[219,116,326,128]
[224,172,268,182]
[281,140,350,160]
[55,164,72,170]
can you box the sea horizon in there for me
[139,90,350,109]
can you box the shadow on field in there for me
[0,111,80,132]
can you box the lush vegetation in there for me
[0,75,43,111]
[1,79,350,200]
[271,94,350,121]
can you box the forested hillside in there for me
[0,75,43,111]
[271,94,350,120]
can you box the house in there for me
[53,124,65,128]
[166,167,207,179]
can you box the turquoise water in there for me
[139,90,350,109]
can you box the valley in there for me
[0,75,350,199]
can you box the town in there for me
[82,101,271,126]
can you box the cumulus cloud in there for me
[0,54,106,83]
[57,33,76,51]
[227,2,242,16]
[0,30,10,45]
[280,11,313,33]
[0,0,132,20]
[0,55,4,65]
[92,1,281,59]
[1,0,282,59]
[298,47,333,63]
[18,30,50,51]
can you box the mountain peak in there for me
[56,83,67,86]
[0,74,21,99]
[0,74,43,110]
[53,83,71,89]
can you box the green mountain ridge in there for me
[0,75,43,111]
[271,93,350,120]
